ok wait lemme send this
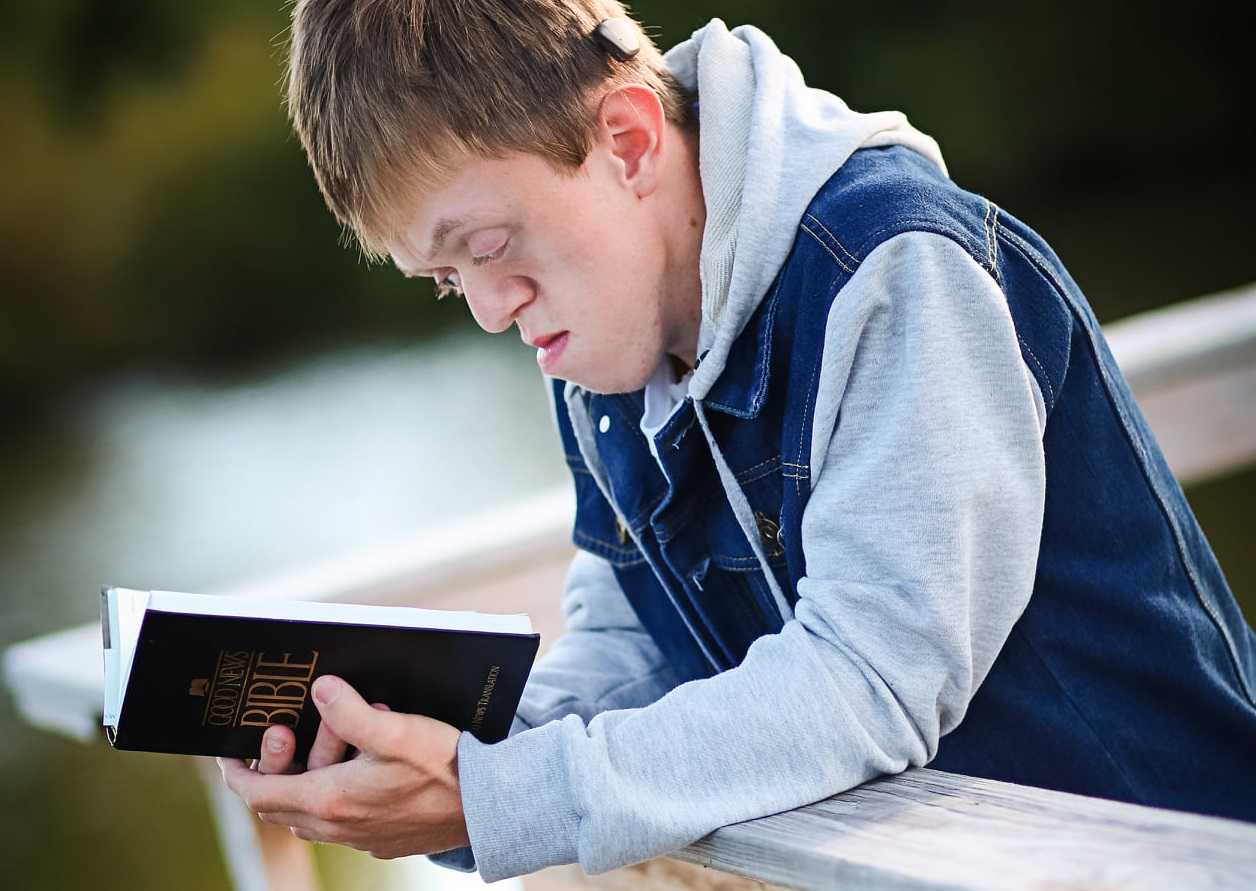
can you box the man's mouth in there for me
[529,331,566,350]
[534,331,570,373]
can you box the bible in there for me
[100,586,539,760]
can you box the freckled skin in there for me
[388,87,707,394]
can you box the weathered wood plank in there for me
[673,767,1256,890]
[1104,282,1256,392]
[1130,361,1256,486]
[1106,282,1256,486]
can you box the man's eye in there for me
[471,238,509,267]
[434,269,463,301]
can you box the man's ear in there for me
[595,85,666,199]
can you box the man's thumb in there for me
[311,675,389,750]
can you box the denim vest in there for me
[551,145,1256,821]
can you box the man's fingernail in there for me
[267,735,286,753]
[313,676,339,705]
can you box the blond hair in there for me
[286,0,693,260]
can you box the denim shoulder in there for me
[788,145,1071,421]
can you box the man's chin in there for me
[548,349,657,395]
[557,372,650,396]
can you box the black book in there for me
[101,586,539,761]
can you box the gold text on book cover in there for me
[196,649,321,729]
[470,665,501,733]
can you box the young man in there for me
[218,0,1256,881]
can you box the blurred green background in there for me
[1,1,1252,889]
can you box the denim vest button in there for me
[755,511,785,559]
[599,414,611,433]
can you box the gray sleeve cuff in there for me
[426,713,539,874]
[455,721,582,882]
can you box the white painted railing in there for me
[5,284,1256,890]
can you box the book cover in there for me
[101,587,539,761]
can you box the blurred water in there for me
[0,332,563,890]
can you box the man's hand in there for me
[216,675,471,859]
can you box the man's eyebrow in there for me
[422,216,470,264]
[393,216,471,278]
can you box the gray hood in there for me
[564,20,951,629]
[663,19,947,401]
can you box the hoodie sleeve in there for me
[428,548,685,872]
[443,230,1047,881]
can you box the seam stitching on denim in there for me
[805,212,861,265]
[572,530,639,555]
[998,225,1255,707]
[801,222,857,275]
[734,454,781,483]
[990,203,1001,280]
[626,490,669,531]
[796,350,822,498]
[982,200,992,270]
[1016,333,1056,411]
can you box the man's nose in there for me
[466,274,535,334]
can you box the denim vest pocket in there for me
[570,466,645,567]
[699,564,780,665]
[701,458,793,660]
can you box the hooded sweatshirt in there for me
[431,19,1046,880]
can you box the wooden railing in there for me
[675,768,1256,890]
[5,283,1256,890]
